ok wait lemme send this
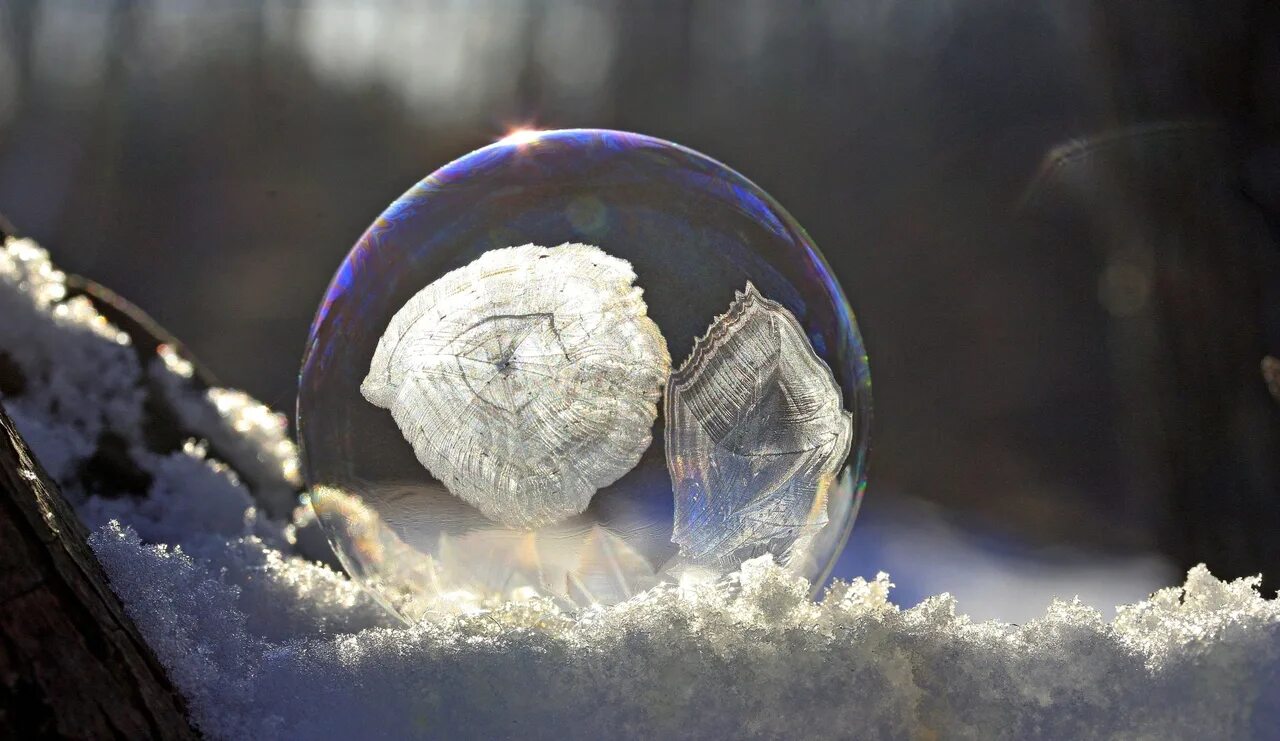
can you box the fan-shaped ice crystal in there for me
[361,243,670,529]
[666,284,853,565]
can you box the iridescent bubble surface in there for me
[298,129,871,621]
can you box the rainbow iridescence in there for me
[298,129,870,621]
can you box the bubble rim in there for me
[297,128,872,596]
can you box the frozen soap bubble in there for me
[298,129,871,620]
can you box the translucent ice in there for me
[360,243,670,529]
[667,284,853,566]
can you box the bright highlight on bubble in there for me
[298,129,871,621]
[498,127,543,146]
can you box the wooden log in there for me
[0,402,196,738]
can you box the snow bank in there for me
[4,236,1279,739]
[91,525,1280,740]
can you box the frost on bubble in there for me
[361,243,671,529]
[666,283,852,565]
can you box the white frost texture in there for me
[361,243,670,529]
[667,283,852,566]
[3,236,1280,740]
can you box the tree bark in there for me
[1080,0,1280,590]
[0,403,196,738]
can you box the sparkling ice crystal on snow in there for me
[360,243,670,529]
[667,284,853,565]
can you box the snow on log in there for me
[4,231,1280,740]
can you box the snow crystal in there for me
[0,238,144,484]
[157,380,302,519]
[91,525,1280,740]
[0,235,318,544]
[5,235,1280,739]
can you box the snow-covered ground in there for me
[3,235,1278,739]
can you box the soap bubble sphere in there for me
[298,129,871,620]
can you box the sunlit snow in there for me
[3,235,1278,740]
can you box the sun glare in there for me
[498,127,543,146]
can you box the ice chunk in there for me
[361,243,670,529]
[666,283,852,565]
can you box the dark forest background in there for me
[1,0,1278,594]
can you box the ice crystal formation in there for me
[361,243,670,529]
[5,235,1280,739]
[666,284,853,565]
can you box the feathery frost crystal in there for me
[667,283,853,566]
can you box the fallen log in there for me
[0,394,195,737]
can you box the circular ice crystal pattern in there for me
[299,129,871,620]
[360,243,671,529]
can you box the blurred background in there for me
[1,0,1277,620]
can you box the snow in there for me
[4,235,1280,739]
[0,238,143,484]
[89,525,1280,740]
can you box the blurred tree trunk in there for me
[1082,0,1280,588]
[0,391,194,734]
